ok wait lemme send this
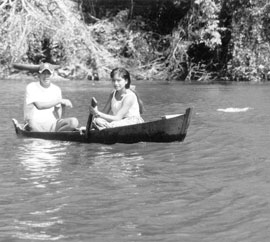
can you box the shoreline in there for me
[1,72,269,84]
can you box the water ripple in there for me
[2,81,270,241]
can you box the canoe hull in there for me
[12,63,40,72]
[12,63,60,72]
[13,108,192,144]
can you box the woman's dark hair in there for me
[110,68,131,88]
[110,67,144,114]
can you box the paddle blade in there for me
[85,97,98,139]
[91,97,98,108]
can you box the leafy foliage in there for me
[1,0,270,82]
[227,0,270,81]
[0,0,119,79]
[162,0,224,81]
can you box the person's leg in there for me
[92,117,110,130]
[110,117,144,128]
[55,117,79,131]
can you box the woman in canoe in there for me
[89,67,144,129]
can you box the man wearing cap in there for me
[24,62,79,132]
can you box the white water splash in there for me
[217,107,251,113]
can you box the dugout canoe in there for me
[12,108,192,144]
[12,63,60,72]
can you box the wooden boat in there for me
[12,63,60,72]
[12,108,192,144]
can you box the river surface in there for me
[1,78,270,242]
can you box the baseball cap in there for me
[39,63,54,74]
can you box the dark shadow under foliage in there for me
[80,0,191,35]
[80,0,232,81]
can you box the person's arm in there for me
[32,99,61,110]
[32,98,72,110]
[90,94,135,122]
[102,92,113,114]
[53,105,62,119]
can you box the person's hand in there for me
[89,106,100,117]
[61,99,73,108]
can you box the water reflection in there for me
[18,139,67,188]
[14,139,68,241]
[91,144,146,182]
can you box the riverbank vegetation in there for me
[0,0,269,82]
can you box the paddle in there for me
[61,104,66,118]
[85,97,98,139]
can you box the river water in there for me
[1,78,270,241]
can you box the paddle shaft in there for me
[61,104,66,118]
[85,97,97,138]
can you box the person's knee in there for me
[70,117,79,129]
